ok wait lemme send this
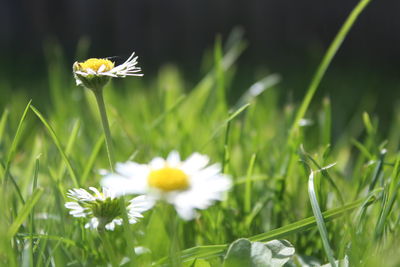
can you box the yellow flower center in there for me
[148,167,189,192]
[79,58,114,72]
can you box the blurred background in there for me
[1,0,399,133]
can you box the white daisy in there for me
[101,151,232,220]
[65,187,152,231]
[72,52,143,89]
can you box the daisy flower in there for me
[72,52,143,173]
[72,52,143,90]
[65,187,152,231]
[101,151,232,220]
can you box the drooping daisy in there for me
[72,52,143,90]
[65,187,152,231]
[101,151,232,220]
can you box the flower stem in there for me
[93,89,115,172]
[99,230,118,267]
[160,203,181,266]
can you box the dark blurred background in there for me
[1,0,400,132]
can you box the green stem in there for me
[93,89,115,172]
[99,230,118,267]
[160,203,181,266]
[169,216,181,267]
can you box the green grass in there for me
[2,0,400,266]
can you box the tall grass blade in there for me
[289,0,372,140]
[30,106,79,187]
[3,100,32,182]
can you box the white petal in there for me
[65,202,88,217]
[86,68,96,75]
[113,218,123,225]
[98,64,106,72]
[65,201,82,209]
[166,151,181,166]
[101,173,148,196]
[170,173,231,213]
[175,204,197,220]
[149,157,166,169]
[101,187,115,200]
[128,195,155,213]
[122,52,136,66]
[115,161,148,177]
[89,187,103,200]
[182,153,210,174]
[191,164,223,184]
[99,72,118,78]
[75,71,89,76]
[85,218,99,229]
[67,188,95,201]
[105,222,115,231]
[134,246,151,255]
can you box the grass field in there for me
[2,0,400,266]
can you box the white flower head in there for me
[65,187,152,231]
[72,52,143,90]
[101,151,232,220]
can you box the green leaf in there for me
[264,240,295,267]
[250,242,272,267]
[223,239,295,267]
[223,238,252,267]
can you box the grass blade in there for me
[244,153,257,213]
[2,101,31,205]
[30,105,79,187]
[289,0,372,140]
[0,108,9,144]
[3,100,32,183]
[234,73,281,109]
[308,171,336,267]
[202,103,251,148]
[155,197,374,264]
[29,156,40,266]
[375,153,400,239]
[57,119,80,180]
[81,134,104,184]
[8,188,44,238]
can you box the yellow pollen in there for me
[148,167,189,192]
[79,58,114,72]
